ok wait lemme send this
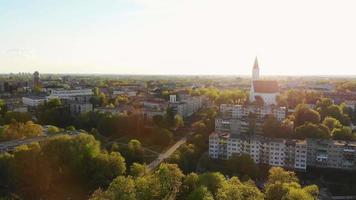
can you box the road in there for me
[0,127,80,153]
[147,136,188,171]
[0,135,49,152]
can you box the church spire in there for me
[252,57,260,80]
[253,57,259,69]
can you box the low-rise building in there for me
[47,88,93,100]
[143,98,168,120]
[22,96,46,108]
[70,102,93,115]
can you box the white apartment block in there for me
[70,103,93,115]
[143,98,168,120]
[169,95,203,119]
[22,96,46,107]
[209,132,308,171]
[220,104,286,122]
[47,88,93,100]
[307,139,356,170]
[113,89,137,97]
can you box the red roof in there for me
[253,80,279,93]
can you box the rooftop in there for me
[253,80,279,93]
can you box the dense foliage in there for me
[0,134,126,199]
[91,164,318,200]
[0,121,43,141]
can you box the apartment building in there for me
[220,104,286,122]
[209,132,307,171]
[47,88,93,100]
[209,131,356,171]
[307,139,356,170]
[22,96,46,107]
[70,102,93,115]
[216,104,286,135]
[143,98,168,120]
[169,94,203,119]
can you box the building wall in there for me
[210,133,307,171]
[307,139,356,170]
[22,97,46,107]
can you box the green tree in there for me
[295,122,330,139]
[130,163,149,177]
[332,126,355,141]
[197,172,225,196]
[263,115,282,138]
[177,172,199,200]
[322,116,342,131]
[174,114,184,128]
[3,111,32,124]
[294,104,321,127]
[155,163,184,199]
[226,154,258,179]
[265,167,318,200]
[46,125,60,134]
[104,176,136,200]
[187,186,214,200]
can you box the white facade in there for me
[249,58,279,105]
[209,132,308,171]
[220,104,286,122]
[113,90,137,97]
[22,96,46,107]
[47,89,93,100]
[249,90,278,105]
[143,99,168,120]
[170,95,203,119]
[70,103,93,114]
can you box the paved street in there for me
[0,127,80,153]
[0,135,49,152]
[147,136,187,171]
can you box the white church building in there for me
[249,58,279,105]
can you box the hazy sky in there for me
[1,0,356,75]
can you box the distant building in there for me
[249,58,279,105]
[220,104,286,122]
[70,102,93,115]
[22,96,46,108]
[112,89,137,97]
[47,88,93,100]
[95,105,141,116]
[143,98,168,120]
[33,71,40,89]
[0,81,4,93]
[169,94,203,119]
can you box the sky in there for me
[1,0,356,76]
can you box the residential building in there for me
[143,98,168,120]
[169,94,203,119]
[307,139,356,170]
[70,102,93,115]
[47,88,93,100]
[209,132,307,171]
[22,96,46,108]
[220,104,286,122]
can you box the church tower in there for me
[252,57,259,80]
